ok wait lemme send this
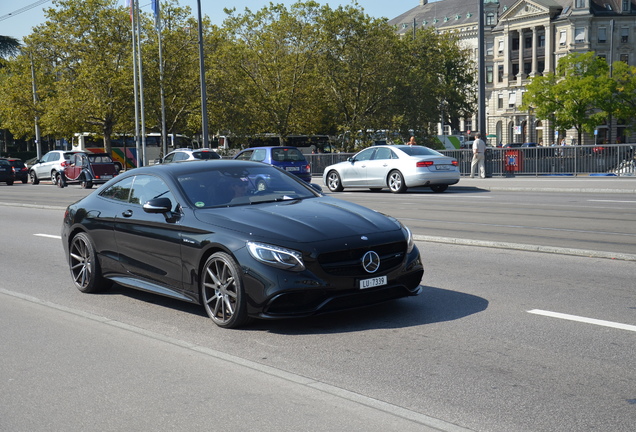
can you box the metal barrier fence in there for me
[306,144,636,177]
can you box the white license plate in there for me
[285,166,300,172]
[101,175,113,179]
[359,275,387,289]
[435,164,452,170]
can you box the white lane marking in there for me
[528,309,636,333]
[35,234,62,239]
[588,199,636,204]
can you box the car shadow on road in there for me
[253,285,489,335]
[105,283,488,334]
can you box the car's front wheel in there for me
[29,170,39,185]
[68,232,109,293]
[201,252,248,329]
[326,170,344,192]
[387,170,407,193]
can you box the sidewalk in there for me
[454,174,636,194]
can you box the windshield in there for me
[178,164,318,208]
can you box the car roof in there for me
[242,146,299,151]
[123,159,261,177]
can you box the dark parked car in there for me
[234,146,312,183]
[0,159,15,185]
[57,152,119,189]
[2,158,28,183]
[62,160,423,328]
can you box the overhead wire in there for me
[0,0,52,22]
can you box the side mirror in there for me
[143,197,172,214]
[309,183,323,194]
[347,157,355,163]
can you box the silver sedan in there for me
[323,145,460,193]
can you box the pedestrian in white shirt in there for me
[470,133,486,178]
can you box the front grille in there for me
[318,241,406,277]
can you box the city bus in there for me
[72,132,193,170]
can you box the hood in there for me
[193,197,401,243]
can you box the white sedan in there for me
[323,145,460,193]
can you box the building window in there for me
[538,60,545,74]
[486,65,494,83]
[598,27,607,43]
[498,65,504,82]
[498,93,504,109]
[509,92,517,108]
[559,30,567,46]
[597,54,607,62]
[574,28,585,43]
[498,40,504,54]
[622,0,630,12]
[486,13,495,26]
[512,63,520,77]
[512,37,520,50]
[621,27,629,43]
[524,62,532,75]
[575,0,585,7]
[620,54,629,63]
[486,42,494,56]
[539,35,545,47]
[525,36,532,49]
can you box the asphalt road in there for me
[1,178,635,431]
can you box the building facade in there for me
[389,0,636,145]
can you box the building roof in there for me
[388,0,635,35]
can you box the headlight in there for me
[404,226,415,253]
[247,242,305,271]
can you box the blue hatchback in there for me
[233,146,311,182]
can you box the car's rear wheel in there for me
[29,170,39,185]
[430,185,448,193]
[326,170,344,192]
[55,172,64,188]
[51,170,59,185]
[387,170,407,193]
[69,232,109,293]
[201,252,248,329]
[80,179,93,189]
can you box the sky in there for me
[1,1,420,41]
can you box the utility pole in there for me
[196,0,209,147]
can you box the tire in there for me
[326,170,344,192]
[55,172,64,188]
[200,252,248,329]
[51,170,58,185]
[6,181,13,186]
[29,170,39,185]
[256,178,267,191]
[430,185,448,193]
[68,232,109,293]
[81,179,93,189]
[21,179,28,184]
[387,170,407,193]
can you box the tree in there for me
[22,0,134,154]
[522,52,611,144]
[217,1,325,142]
[0,35,20,59]
[317,4,400,150]
[610,61,636,133]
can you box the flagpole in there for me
[135,0,147,166]
[196,0,209,147]
[154,0,168,157]
[131,0,140,168]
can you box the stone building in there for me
[389,0,636,145]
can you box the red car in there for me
[57,152,119,189]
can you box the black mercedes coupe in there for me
[62,160,423,328]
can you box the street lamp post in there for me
[196,0,209,147]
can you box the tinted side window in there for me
[100,176,134,202]
[354,148,375,161]
[131,175,175,209]
[236,150,253,161]
[373,148,393,160]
